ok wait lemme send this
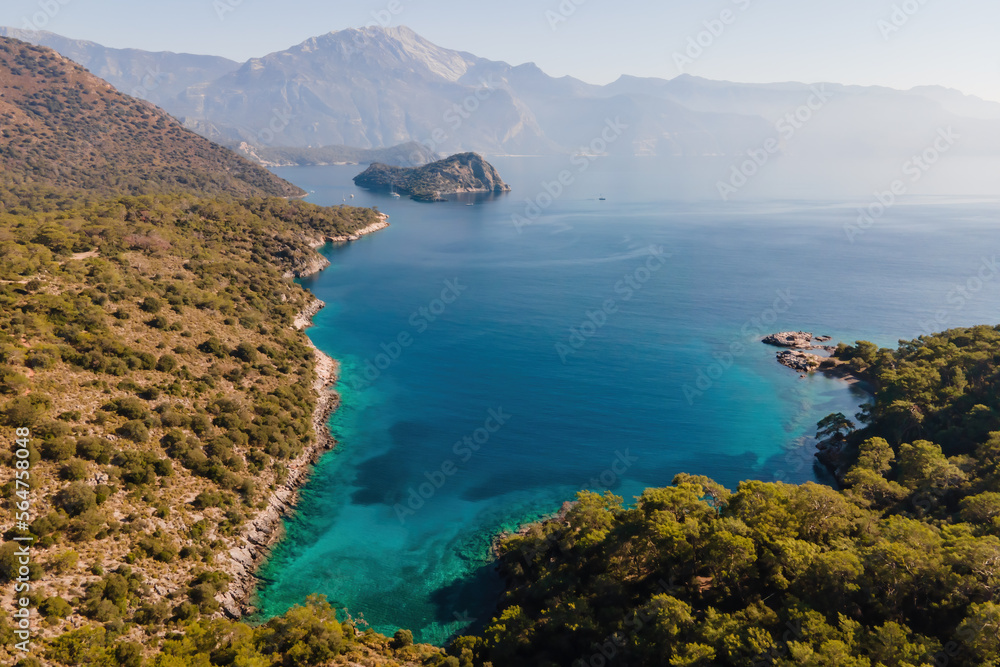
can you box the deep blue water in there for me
[256,157,1000,644]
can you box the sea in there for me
[254,155,1000,644]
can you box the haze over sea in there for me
[255,156,1000,644]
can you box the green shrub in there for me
[156,354,177,373]
[39,596,73,619]
[1,394,51,426]
[117,419,149,443]
[0,543,43,582]
[189,520,210,541]
[76,436,109,463]
[193,490,224,509]
[35,420,71,440]
[94,484,113,504]
[189,413,213,436]
[140,296,162,313]
[173,601,199,621]
[46,626,110,665]
[48,550,78,574]
[25,347,59,370]
[67,508,106,542]
[114,450,162,485]
[232,342,259,364]
[54,482,97,516]
[159,409,188,428]
[136,534,177,563]
[198,337,226,358]
[114,641,144,667]
[30,512,68,538]
[133,600,170,627]
[259,595,347,665]
[111,397,149,420]
[188,582,219,612]
[41,436,76,461]
[0,367,29,395]
[59,458,89,481]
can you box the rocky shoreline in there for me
[324,216,390,246]
[217,217,389,618]
[761,331,875,484]
[217,301,341,618]
[285,214,390,279]
[763,331,872,390]
[491,502,576,555]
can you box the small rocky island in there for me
[353,152,511,201]
[762,331,837,373]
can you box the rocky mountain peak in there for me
[282,25,474,82]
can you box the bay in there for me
[255,157,1000,644]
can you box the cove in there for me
[254,158,1000,644]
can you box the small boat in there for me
[391,192,401,199]
[350,194,355,199]
[599,197,606,201]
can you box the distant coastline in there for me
[235,141,439,169]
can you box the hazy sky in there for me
[3,0,999,100]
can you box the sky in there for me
[2,0,1000,101]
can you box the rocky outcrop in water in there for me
[354,152,510,200]
[776,350,826,372]
[763,331,832,350]
[763,332,837,372]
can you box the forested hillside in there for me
[456,326,1000,667]
[0,188,451,665]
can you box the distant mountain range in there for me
[0,36,301,197]
[5,26,1000,161]
[0,27,240,109]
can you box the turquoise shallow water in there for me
[255,158,1000,644]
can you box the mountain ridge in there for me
[6,25,1000,159]
[0,36,302,198]
[0,27,239,107]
